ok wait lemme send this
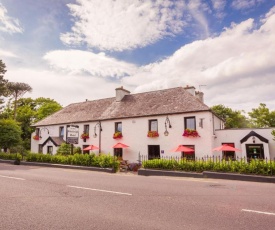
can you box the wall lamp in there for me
[252,136,256,143]
[93,121,102,138]
[39,127,49,138]
[164,116,172,136]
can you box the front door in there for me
[114,148,123,160]
[148,145,160,160]
[246,144,264,160]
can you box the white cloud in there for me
[123,7,275,111]
[4,68,122,106]
[186,0,210,37]
[0,49,18,58]
[211,0,226,19]
[0,3,23,34]
[231,0,265,10]
[43,49,137,78]
[211,0,226,11]
[61,0,186,51]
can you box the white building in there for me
[31,86,275,162]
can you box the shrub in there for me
[142,158,275,176]
[25,152,119,170]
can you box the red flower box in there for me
[33,135,40,140]
[113,132,123,139]
[81,133,89,139]
[182,129,200,137]
[147,131,159,138]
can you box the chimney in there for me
[195,91,204,103]
[184,85,195,96]
[115,86,130,102]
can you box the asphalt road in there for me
[0,163,275,230]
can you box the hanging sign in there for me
[66,125,79,144]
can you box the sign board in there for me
[66,125,79,144]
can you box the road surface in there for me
[0,163,274,230]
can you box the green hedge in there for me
[0,153,22,160]
[25,153,120,171]
[0,153,120,172]
[142,158,275,176]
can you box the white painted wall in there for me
[214,128,275,160]
[31,111,220,162]
[31,115,275,163]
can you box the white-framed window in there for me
[149,119,158,131]
[115,122,122,132]
[184,116,196,130]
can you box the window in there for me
[83,145,89,154]
[115,122,122,132]
[84,125,89,134]
[35,128,40,136]
[149,119,158,131]
[181,145,195,160]
[83,125,89,142]
[148,145,160,160]
[184,117,196,130]
[114,148,123,160]
[199,118,204,128]
[47,146,53,155]
[222,143,235,160]
[59,126,64,138]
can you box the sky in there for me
[0,0,275,114]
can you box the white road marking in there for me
[0,175,25,180]
[242,209,275,216]
[67,185,132,196]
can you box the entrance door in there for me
[114,148,123,160]
[148,145,160,160]
[246,144,264,160]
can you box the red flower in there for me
[113,132,123,139]
[182,129,200,137]
[147,131,159,137]
[81,133,89,139]
[33,135,40,140]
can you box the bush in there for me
[25,152,119,171]
[0,153,22,160]
[142,158,275,176]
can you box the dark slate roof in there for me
[42,136,66,147]
[34,87,210,126]
[240,131,269,143]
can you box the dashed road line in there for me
[242,209,275,216]
[67,185,132,196]
[0,175,26,180]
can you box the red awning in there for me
[112,142,129,149]
[212,144,241,152]
[83,145,99,151]
[171,145,194,153]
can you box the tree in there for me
[0,60,8,107]
[34,97,62,122]
[211,104,249,128]
[248,103,275,127]
[7,82,32,120]
[56,143,71,156]
[0,119,22,151]
[0,97,62,150]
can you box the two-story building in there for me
[31,86,275,162]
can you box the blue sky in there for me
[1,0,275,112]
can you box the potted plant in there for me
[113,131,123,139]
[81,133,89,139]
[33,135,40,140]
[182,129,200,137]
[147,131,159,137]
